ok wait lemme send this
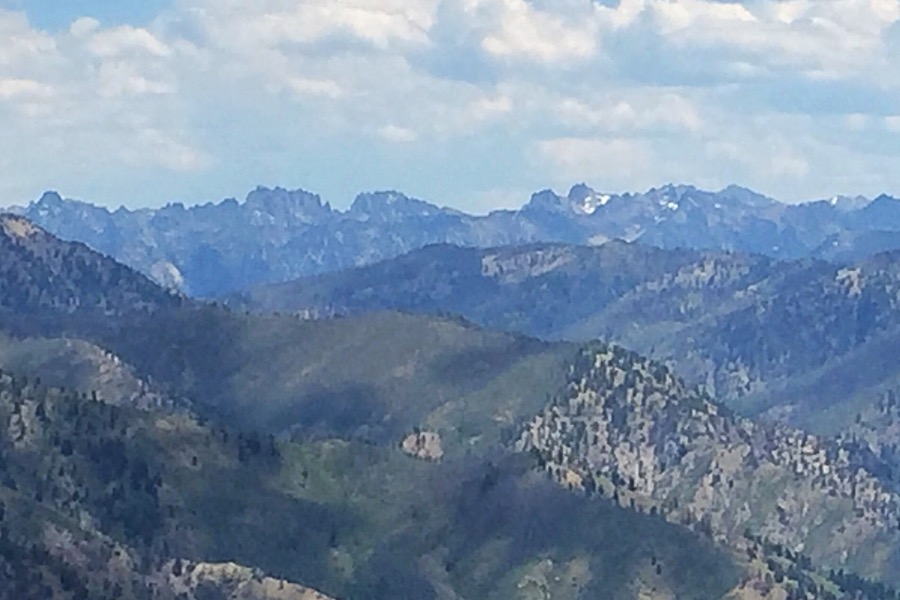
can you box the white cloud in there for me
[95,61,176,96]
[2,0,900,208]
[536,137,655,184]
[128,127,212,171]
[0,10,58,68]
[69,17,100,39]
[642,0,899,78]
[649,0,757,35]
[769,0,810,25]
[87,26,172,58]
[844,113,869,132]
[378,124,418,142]
[555,92,703,133]
[183,0,439,50]
[287,76,343,98]
[472,0,598,63]
[466,92,513,121]
[0,10,206,182]
[0,77,53,99]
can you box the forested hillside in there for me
[0,214,181,316]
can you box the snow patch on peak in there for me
[656,193,680,211]
[578,193,611,215]
[568,183,612,216]
[826,194,871,211]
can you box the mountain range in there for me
[0,193,900,600]
[10,183,900,297]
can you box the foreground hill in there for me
[13,184,900,296]
[0,367,759,599]
[10,308,900,591]
[228,241,711,338]
[6,335,900,598]
[234,242,900,434]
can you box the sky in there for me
[1,0,899,212]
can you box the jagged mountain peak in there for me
[349,190,448,221]
[567,183,615,215]
[30,190,108,222]
[567,182,595,199]
[715,184,779,207]
[870,193,900,205]
[650,182,697,195]
[524,186,614,216]
[642,183,778,211]
[35,189,65,207]
[243,186,332,224]
[523,188,565,212]
[826,194,871,211]
[857,193,900,221]
[245,185,326,206]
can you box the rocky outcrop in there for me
[401,430,443,461]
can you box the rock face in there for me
[40,519,336,600]
[517,345,900,584]
[17,184,900,296]
[166,561,336,599]
[401,430,444,461]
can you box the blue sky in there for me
[2,1,172,30]
[1,0,900,211]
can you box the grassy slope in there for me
[12,307,578,451]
